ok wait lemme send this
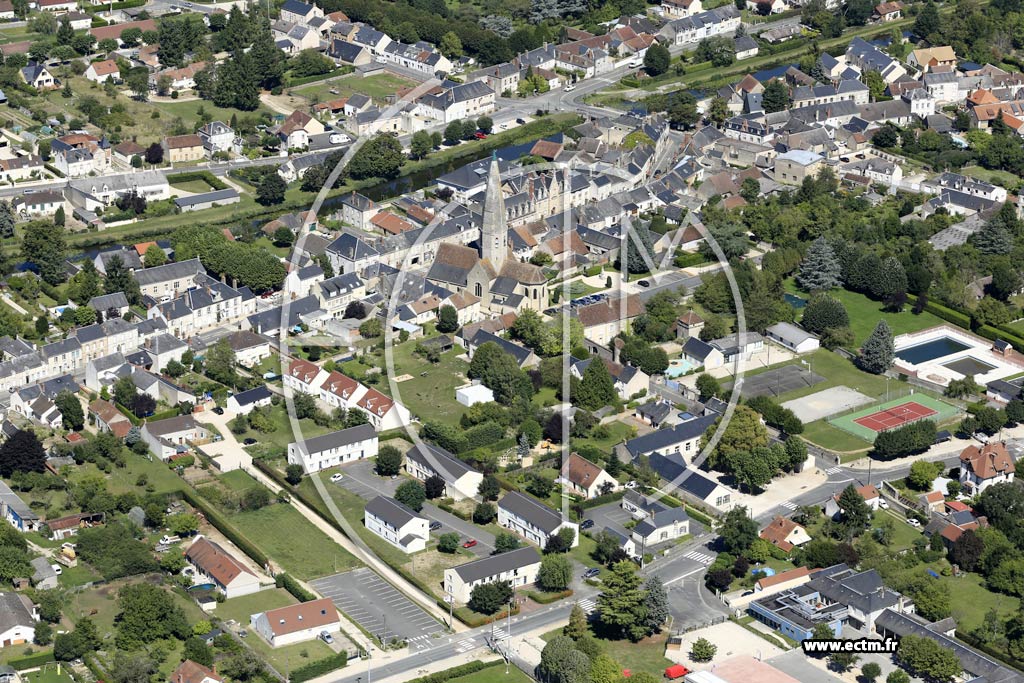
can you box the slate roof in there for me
[292,424,376,454]
[365,495,423,528]
[451,546,540,583]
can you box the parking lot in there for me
[334,459,401,499]
[311,568,444,649]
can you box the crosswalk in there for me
[409,635,433,651]
[825,466,843,475]
[491,626,508,642]
[780,501,798,510]
[576,598,597,614]
[683,550,714,565]
[454,638,477,653]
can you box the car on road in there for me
[429,521,442,531]
[628,59,642,67]
[564,84,575,92]
[243,438,257,445]
[213,407,224,415]
[637,279,651,288]
[580,519,594,530]
[330,473,344,483]
[907,518,921,528]
[462,539,478,548]
[320,631,334,644]
[516,118,526,124]
[582,568,600,579]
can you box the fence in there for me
[827,392,962,443]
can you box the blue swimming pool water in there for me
[751,567,776,577]
[784,293,807,309]
[666,358,697,378]
[896,337,970,364]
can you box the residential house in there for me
[908,46,956,72]
[335,192,378,230]
[759,516,812,553]
[286,424,378,474]
[443,546,541,603]
[632,507,690,549]
[661,0,702,18]
[0,481,39,532]
[226,386,273,415]
[825,484,883,518]
[163,135,205,163]
[84,59,120,83]
[20,63,55,89]
[0,593,37,646]
[89,19,158,47]
[0,156,43,183]
[170,660,224,683]
[89,399,132,439]
[872,1,902,21]
[283,357,328,395]
[959,442,1015,494]
[198,121,235,157]
[250,598,340,647]
[135,258,204,299]
[280,0,323,25]
[13,190,63,217]
[618,415,717,463]
[774,150,825,185]
[275,110,325,149]
[557,453,618,500]
[354,388,411,431]
[574,296,644,346]
[185,536,262,598]
[364,495,429,554]
[30,557,58,590]
[681,337,725,370]
[224,330,271,368]
[635,400,673,428]
[174,189,240,213]
[415,80,496,125]
[497,491,579,548]
[405,442,483,500]
[141,415,207,461]
[764,322,820,354]
[569,356,647,401]
[44,511,104,541]
[88,292,130,318]
[317,273,366,317]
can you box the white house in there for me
[141,415,207,461]
[631,507,690,549]
[497,491,579,548]
[226,386,273,415]
[765,322,820,354]
[959,442,1015,494]
[250,598,340,647]
[84,59,120,83]
[557,453,618,500]
[759,516,812,553]
[364,495,429,554]
[0,593,37,647]
[443,546,541,603]
[184,536,262,599]
[284,357,328,395]
[286,424,378,474]
[405,442,483,500]
[224,330,272,369]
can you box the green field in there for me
[293,73,418,105]
[445,664,531,683]
[962,165,1022,190]
[375,338,472,428]
[217,587,297,624]
[541,627,673,678]
[827,393,961,443]
[170,178,216,194]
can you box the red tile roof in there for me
[171,660,223,683]
[960,442,1015,480]
[185,537,255,587]
[261,598,338,636]
[357,387,394,417]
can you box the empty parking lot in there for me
[311,568,443,649]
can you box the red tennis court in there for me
[853,401,937,432]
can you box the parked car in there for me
[159,535,181,545]
[624,481,638,489]
[473,132,487,139]
[462,539,478,548]
[878,499,889,509]
[907,518,921,528]
[582,567,600,579]
[330,473,344,483]
[580,519,594,530]
[330,133,350,145]
[564,84,576,92]
[637,279,650,288]
[320,631,334,644]
[429,521,442,531]
[515,118,526,124]
[243,438,257,445]
[212,407,224,415]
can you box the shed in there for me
[456,383,494,407]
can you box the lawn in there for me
[573,421,636,455]
[21,669,75,683]
[446,664,531,683]
[872,509,921,553]
[217,587,297,624]
[962,165,1022,190]
[374,338,472,428]
[541,627,673,678]
[69,455,185,496]
[170,178,215,194]
[293,73,418,105]
[803,421,875,454]
[236,403,337,453]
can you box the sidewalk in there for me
[844,422,1024,472]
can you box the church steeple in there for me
[480,156,507,271]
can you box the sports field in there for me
[828,393,961,442]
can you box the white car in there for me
[330,473,344,483]
[329,133,350,145]
[623,481,638,490]
[51,564,62,575]
[907,518,921,528]
[628,59,642,67]
[564,84,576,92]
[878,499,889,510]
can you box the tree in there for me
[395,480,426,512]
[829,652,859,673]
[950,529,984,571]
[719,505,758,554]
[183,636,214,667]
[914,0,940,38]
[54,391,84,431]
[0,429,46,477]
[564,604,588,640]
[205,339,237,386]
[538,554,571,591]
[494,532,520,554]
[667,92,701,129]
[908,460,939,490]
[104,256,142,306]
[695,373,721,401]
[897,634,961,682]
[859,320,894,374]
[477,116,493,134]
[597,561,648,641]
[347,133,405,180]
[145,142,164,165]
[643,575,669,634]
[473,501,497,524]
[126,69,150,101]
[478,474,500,501]
[887,671,910,683]
[437,304,459,332]
[0,201,14,239]
[706,405,769,471]
[468,580,512,614]
[836,484,871,537]
[541,636,587,683]
[424,474,446,499]
[576,359,617,410]
[22,221,67,285]
[761,79,790,113]
[625,220,655,274]
[861,662,882,683]
[545,526,576,554]
[439,31,463,57]
[909,575,951,621]
[643,43,670,75]
[797,238,841,292]
[690,637,717,662]
[410,130,433,160]
[255,173,287,206]
[438,532,459,553]
[285,464,304,485]
[114,583,190,649]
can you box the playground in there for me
[828,393,961,442]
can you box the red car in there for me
[473,132,488,139]
[462,539,478,548]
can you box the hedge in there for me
[180,487,269,567]
[276,572,316,602]
[525,588,572,604]
[286,66,353,88]
[906,294,972,329]
[977,324,1024,352]
[9,651,54,670]
[167,170,228,191]
[454,604,519,628]
[291,651,348,682]
[673,252,708,268]
[579,489,625,510]
[44,163,65,178]
[407,661,503,683]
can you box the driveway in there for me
[421,503,495,557]
[582,500,633,537]
[194,407,252,473]
[337,459,401,498]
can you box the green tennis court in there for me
[827,393,961,442]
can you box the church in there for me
[426,158,548,313]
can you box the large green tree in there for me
[575,359,617,410]
[348,134,405,180]
[22,220,67,284]
[719,505,758,554]
[796,237,841,291]
[597,561,648,641]
[859,319,894,374]
[0,429,46,477]
[114,583,190,649]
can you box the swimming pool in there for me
[784,293,807,309]
[666,358,697,378]
[944,356,997,376]
[896,337,970,364]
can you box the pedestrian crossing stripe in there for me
[683,550,714,565]
[825,466,842,474]
[577,599,597,614]
[780,501,798,510]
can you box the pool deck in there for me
[892,325,1024,387]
